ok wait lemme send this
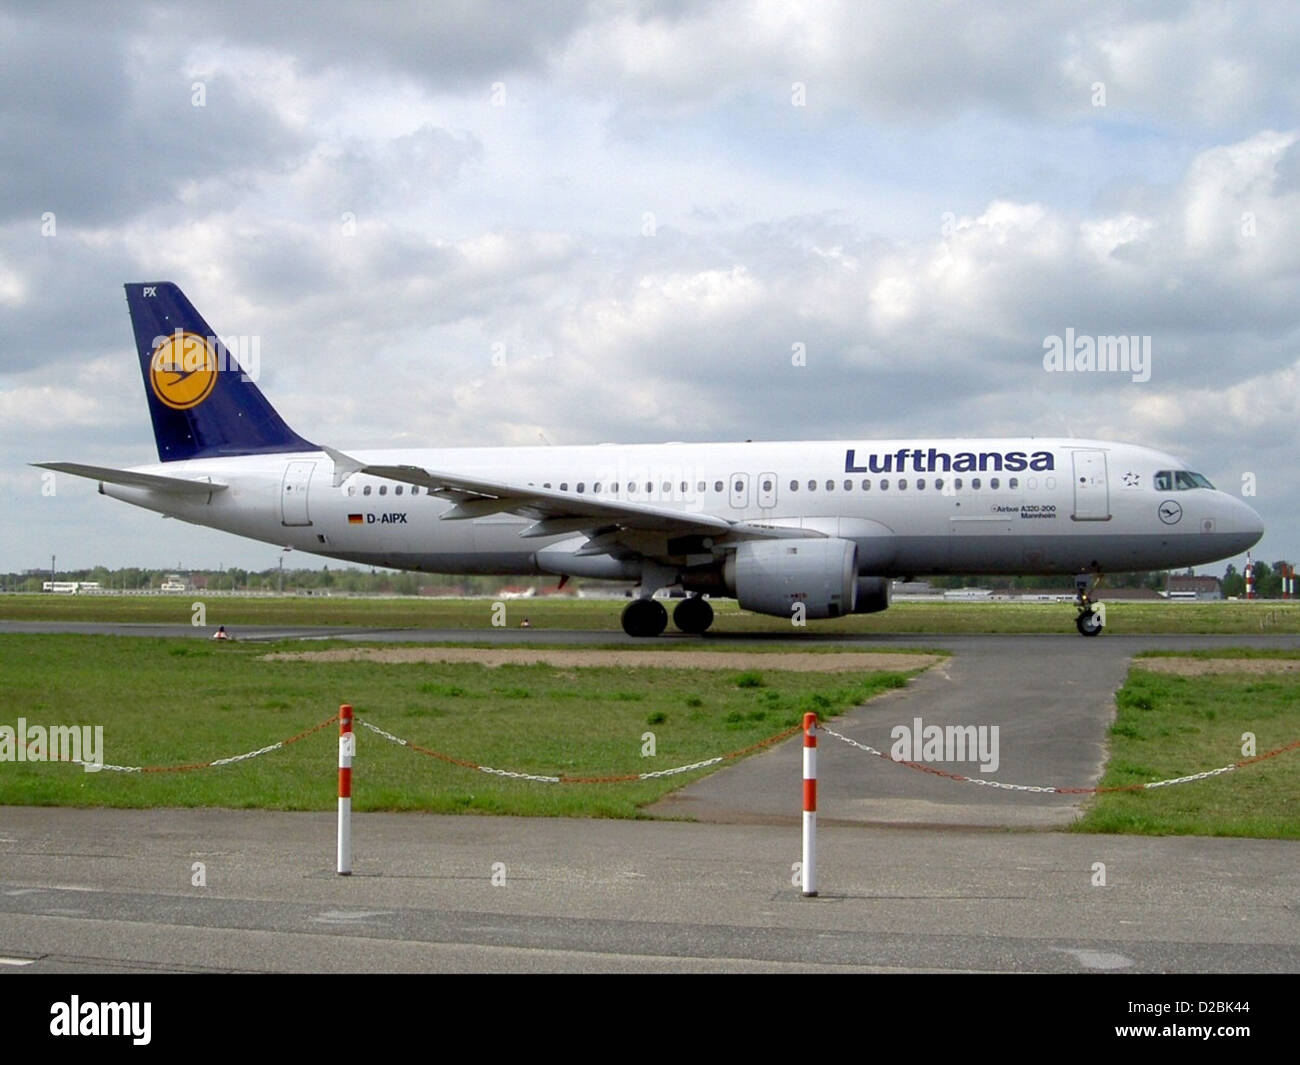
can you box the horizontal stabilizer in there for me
[32,462,227,495]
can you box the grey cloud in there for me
[0,16,312,226]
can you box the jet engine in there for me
[724,538,858,619]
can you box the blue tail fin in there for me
[125,282,315,461]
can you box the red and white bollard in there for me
[338,704,353,876]
[802,712,817,897]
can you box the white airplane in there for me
[36,283,1265,637]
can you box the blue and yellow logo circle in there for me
[149,332,218,410]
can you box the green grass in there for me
[0,635,917,817]
[1073,656,1300,838]
[4,593,1300,634]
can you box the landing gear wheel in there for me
[672,596,714,635]
[1076,611,1104,637]
[622,598,668,637]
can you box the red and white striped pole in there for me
[1245,553,1255,600]
[337,704,353,876]
[802,712,817,897]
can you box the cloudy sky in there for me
[2,0,1297,575]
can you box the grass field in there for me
[3,593,1300,634]
[1073,652,1300,839]
[0,635,920,817]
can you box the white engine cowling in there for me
[725,538,858,619]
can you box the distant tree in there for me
[1222,563,1245,598]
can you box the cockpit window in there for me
[1174,470,1214,490]
[1156,469,1215,491]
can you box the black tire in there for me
[622,598,668,637]
[1076,611,1104,637]
[673,596,714,635]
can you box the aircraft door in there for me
[757,471,778,509]
[729,472,750,509]
[281,461,315,526]
[1071,450,1110,520]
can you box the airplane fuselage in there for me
[100,436,1263,582]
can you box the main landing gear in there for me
[621,597,668,637]
[672,595,714,635]
[1074,572,1104,637]
[620,594,715,637]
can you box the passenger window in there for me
[916,478,925,490]
[395,485,403,495]
[697,481,706,492]
[663,482,671,493]
[990,478,999,490]
[954,478,962,490]
[934,478,943,491]
[880,479,889,491]
[593,483,601,494]
[577,483,585,493]
[808,480,817,491]
[379,485,388,495]
[971,478,981,490]
[826,480,834,491]
[714,481,724,492]
[645,482,653,493]
[1009,478,1018,489]
[347,485,355,496]
[681,481,688,493]
[862,479,871,490]
[843,479,852,491]
[628,483,636,493]
[763,480,773,492]
[560,483,568,491]
[734,480,744,493]
[790,480,799,491]
[543,482,551,489]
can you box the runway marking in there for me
[1054,947,1134,970]
[310,910,394,925]
[0,957,36,966]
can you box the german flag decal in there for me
[348,514,363,524]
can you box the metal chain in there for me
[818,724,1259,794]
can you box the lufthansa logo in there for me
[149,332,218,410]
[1158,499,1183,525]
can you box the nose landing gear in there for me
[1074,572,1105,637]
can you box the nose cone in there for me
[1225,495,1265,552]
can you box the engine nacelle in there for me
[725,538,858,619]
[852,576,891,614]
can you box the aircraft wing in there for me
[324,447,807,542]
[32,462,228,495]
